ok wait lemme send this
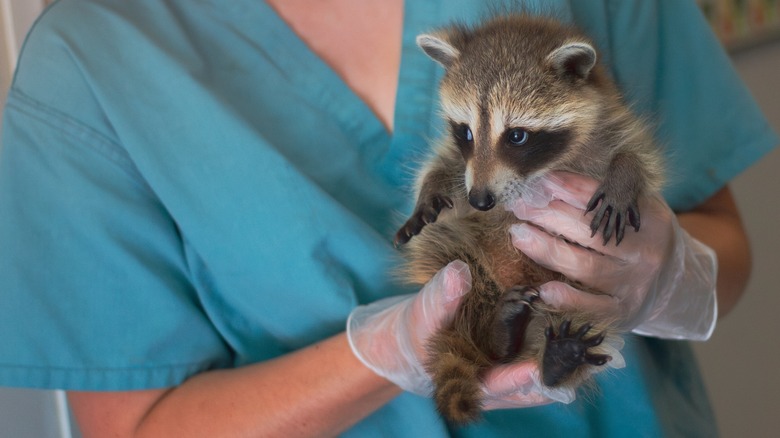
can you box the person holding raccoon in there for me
[0,0,776,436]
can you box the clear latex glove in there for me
[347,260,560,407]
[507,172,718,340]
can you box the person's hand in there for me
[347,260,565,406]
[507,172,717,340]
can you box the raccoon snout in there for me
[468,188,496,211]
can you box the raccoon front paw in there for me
[541,320,611,387]
[394,194,453,246]
[585,186,640,246]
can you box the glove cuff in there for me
[631,227,718,341]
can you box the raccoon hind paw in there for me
[494,285,539,361]
[541,320,611,387]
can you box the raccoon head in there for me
[418,16,606,211]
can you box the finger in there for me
[482,391,554,410]
[481,360,541,397]
[482,361,575,406]
[440,260,472,303]
[520,171,600,209]
[510,224,626,292]
[510,198,593,242]
[418,260,472,318]
[510,198,642,258]
[537,281,619,317]
[483,395,554,410]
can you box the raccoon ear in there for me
[547,42,597,80]
[417,33,460,68]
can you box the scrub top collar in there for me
[199,0,446,192]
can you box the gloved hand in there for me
[507,172,718,340]
[347,260,563,407]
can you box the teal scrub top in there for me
[0,0,776,436]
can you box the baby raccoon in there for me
[394,14,664,424]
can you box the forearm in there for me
[676,186,751,318]
[69,333,401,438]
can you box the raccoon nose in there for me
[468,189,496,211]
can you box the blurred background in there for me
[1,1,778,437]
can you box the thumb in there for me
[512,171,597,210]
[440,260,472,303]
[425,260,472,302]
[417,260,472,320]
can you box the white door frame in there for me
[1,0,48,111]
[0,7,73,438]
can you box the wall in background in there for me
[692,40,780,438]
[699,0,780,50]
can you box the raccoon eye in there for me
[454,124,474,142]
[507,128,529,146]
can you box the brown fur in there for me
[396,14,664,424]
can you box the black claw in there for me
[393,230,410,247]
[589,205,600,236]
[545,325,555,341]
[584,331,606,347]
[559,319,571,336]
[628,204,641,231]
[615,213,625,246]
[585,353,611,366]
[574,323,592,339]
[586,190,605,213]
[603,210,616,245]
[394,223,418,247]
[505,285,541,307]
[590,203,610,239]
